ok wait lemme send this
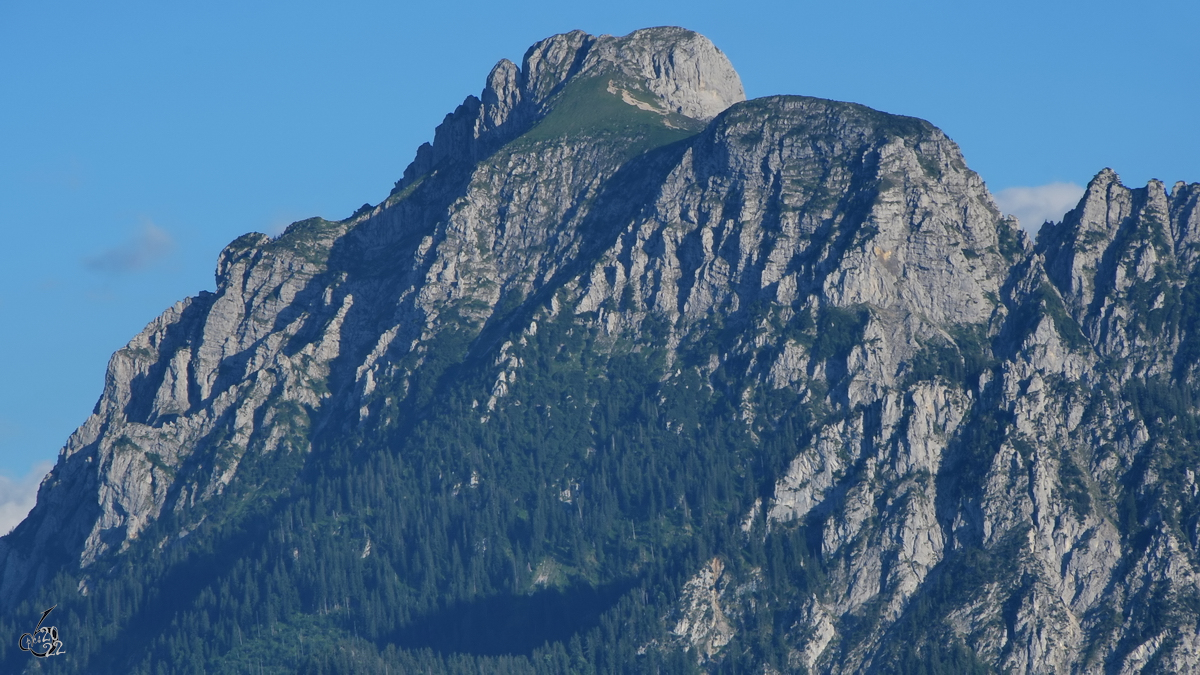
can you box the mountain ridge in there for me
[2,26,1200,674]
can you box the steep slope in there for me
[2,26,1199,675]
[0,25,745,607]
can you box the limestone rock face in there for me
[517,26,744,123]
[3,26,1200,675]
[0,220,351,602]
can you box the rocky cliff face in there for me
[3,26,1199,675]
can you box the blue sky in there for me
[1,0,1197,524]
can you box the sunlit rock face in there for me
[4,26,1200,675]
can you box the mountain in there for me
[3,26,1200,674]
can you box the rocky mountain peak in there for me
[1039,168,1200,328]
[518,26,745,122]
[8,25,1200,675]
[395,27,744,190]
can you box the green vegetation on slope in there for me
[511,74,705,158]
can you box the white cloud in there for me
[84,222,175,274]
[0,462,52,536]
[994,183,1085,234]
